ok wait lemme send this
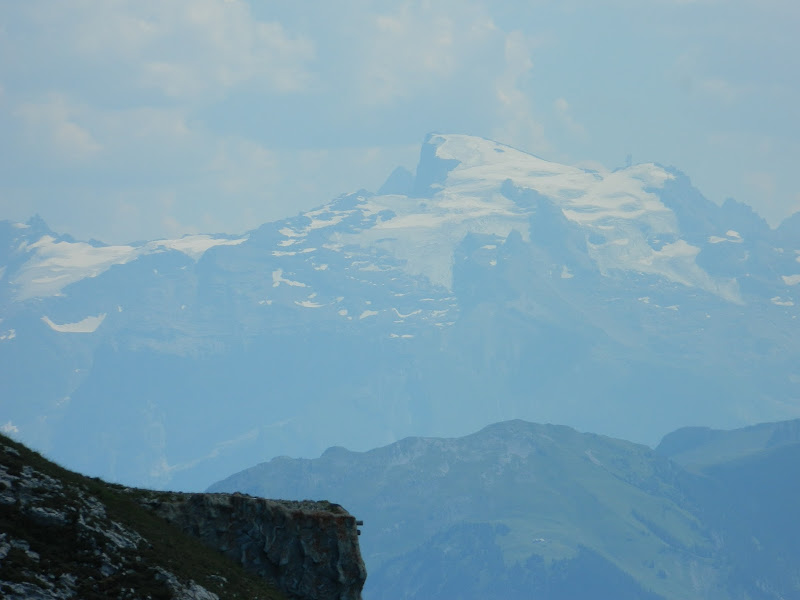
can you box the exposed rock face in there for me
[0,443,199,600]
[0,434,366,600]
[140,493,367,600]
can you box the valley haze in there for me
[2,133,799,492]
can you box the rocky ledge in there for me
[0,434,366,600]
[137,493,366,600]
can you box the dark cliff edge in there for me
[0,433,366,600]
[139,493,366,600]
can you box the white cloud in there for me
[697,77,747,103]
[357,1,497,105]
[2,0,799,240]
[13,0,315,102]
[15,94,102,160]
[1,421,19,434]
[743,170,777,201]
[492,31,549,155]
[554,97,588,140]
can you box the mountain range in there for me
[2,133,799,490]
[210,417,800,600]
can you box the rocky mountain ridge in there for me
[2,133,799,489]
[0,433,366,600]
[211,418,800,600]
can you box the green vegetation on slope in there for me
[0,432,287,600]
[212,420,742,600]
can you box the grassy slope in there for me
[212,420,730,599]
[0,432,287,600]
[656,418,800,470]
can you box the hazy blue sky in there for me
[1,0,798,242]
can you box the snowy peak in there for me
[3,134,795,311]
[2,222,248,301]
[2,133,799,491]
[354,133,736,300]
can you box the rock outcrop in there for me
[0,434,366,600]
[139,493,366,600]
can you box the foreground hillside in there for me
[211,419,800,600]
[0,433,366,600]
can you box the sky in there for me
[1,0,798,243]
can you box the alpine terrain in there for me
[210,418,800,600]
[2,133,799,490]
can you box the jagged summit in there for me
[2,133,799,490]
[1,133,789,303]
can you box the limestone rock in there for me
[142,493,367,600]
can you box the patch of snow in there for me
[42,313,106,333]
[147,235,247,260]
[258,299,273,306]
[295,300,323,308]
[338,309,348,316]
[392,308,422,318]
[13,236,140,300]
[561,265,574,279]
[771,297,795,307]
[782,275,800,286]
[709,231,743,244]
[425,134,738,300]
[314,264,329,271]
[359,310,379,319]
[585,450,603,466]
[489,259,497,266]
[12,234,246,300]
[272,250,297,257]
[272,269,307,288]
[12,222,29,229]
[389,333,415,339]
[0,329,16,341]
[340,182,530,289]
[307,213,348,230]
[481,244,497,250]
[591,237,741,304]
[279,227,303,238]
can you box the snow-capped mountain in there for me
[2,133,799,490]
